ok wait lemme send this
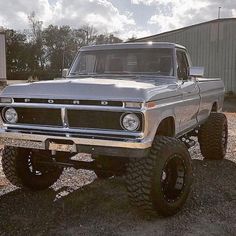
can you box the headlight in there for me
[121,113,140,131]
[4,108,18,124]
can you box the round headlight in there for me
[121,113,140,131]
[4,108,18,124]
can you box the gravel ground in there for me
[0,109,235,235]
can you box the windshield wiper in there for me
[68,72,171,79]
[69,71,135,77]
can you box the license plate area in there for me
[47,139,76,152]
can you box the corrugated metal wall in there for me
[0,33,6,80]
[136,19,236,94]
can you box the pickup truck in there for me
[0,42,228,217]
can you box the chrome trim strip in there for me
[0,132,152,150]
[61,108,69,128]
[0,102,146,112]
[4,124,144,138]
[6,128,138,140]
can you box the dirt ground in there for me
[0,100,235,236]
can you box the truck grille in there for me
[68,110,123,130]
[13,108,62,126]
[2,107,143,132]
[68,110,143,131]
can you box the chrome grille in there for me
[1,105,143,132]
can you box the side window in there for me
[176,51,189,80]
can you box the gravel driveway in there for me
[0,111,235,235]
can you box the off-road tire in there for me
[2,146,63,190]
[126,136,193,217]
[2,147,22,187]
[198,113,228,160]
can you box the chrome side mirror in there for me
[189,67,204,77]
[62,68,69,78]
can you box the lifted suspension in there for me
[35,153,127,175]
[180,134,197,149]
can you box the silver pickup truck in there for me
[0,42,228,216]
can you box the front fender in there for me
[144,106,176,142]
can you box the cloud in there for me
[135,0,210,32]
[121,28,152,39]
[0,0,235,40]
[233,9,236,17]
[52,0,135,33]
[0,0,137,39]
[131,0,236,33]
[0,0,54,29]
[131,0,155,5]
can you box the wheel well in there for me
[212,102,218,112]
[156,117,175,137]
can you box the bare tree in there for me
[27,11,44,70]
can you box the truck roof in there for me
[80,42,186,51]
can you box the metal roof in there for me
[134,18,236,42]
[80,42,186,51]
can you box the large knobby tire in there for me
[2,146,63,190]
[198,113,228,160]
[126,136,193,217]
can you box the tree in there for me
[27,11,44,71]
[127,36,137,42]
[79,25,98,45]
[43,25,79,74]
[5,29,29,76]
[95,33,123,45]
[5,19,123,80]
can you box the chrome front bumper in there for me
[0,131,152,157]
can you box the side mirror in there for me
[189,67,204,77]
[62,68,69,78]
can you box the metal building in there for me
[135,18,236,94]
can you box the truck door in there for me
[176,50,200,132]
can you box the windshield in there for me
[69,48,174,76]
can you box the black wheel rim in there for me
[161,154,186,203]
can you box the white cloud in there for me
[0,0,235,40]
[0,0,54,29]
[131,0,154,5]
[120,28,152,40]
[0,0,136,39]
[52,0,136,33]
[232,9,236,17]
[131,0,236,33]
[146,0,211,32]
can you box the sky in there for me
[0,0,235,40]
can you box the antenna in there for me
[218,7,221,19]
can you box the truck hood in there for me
[1,77,179,102]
